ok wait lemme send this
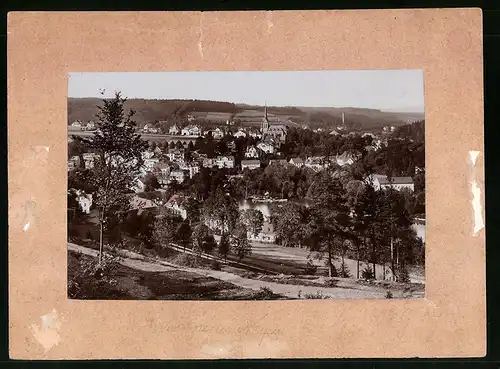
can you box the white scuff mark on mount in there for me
[201,343,234,358]
[30,309,62,353]
[23,222,30,232]
[469,150,484,235]
[267,11,274,35]
[469,150,479,166]
[198,12,204,59]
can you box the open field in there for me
[68,128,200,143]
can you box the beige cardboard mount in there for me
[7,9,485,359]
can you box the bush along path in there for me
[68,243,417,299]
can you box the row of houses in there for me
[70,121,96,131]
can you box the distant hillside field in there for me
[68,97,424,132]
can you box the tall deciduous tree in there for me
[152,209,183,257]
[231,223,251,261]
[73,91,147,263]
[271,202,307,248]
[241,209,264,237]
[202,188,239,234]
[192,223,216,255]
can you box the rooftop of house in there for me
[290,157,304,164]
[154,162,170,170]
[217,155,235,161]
[166,194,186,207]
[129,195,158,210]
[372,174,414,185]
[269,159,288,165]
[241,159,260,165]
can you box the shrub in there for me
[210,259,222,271]
[254,286,275,300]
[396,267,411,283]
[385,291,393,299]
[361,266,375,280]
[304,291,328,299]
[68,253,120,299]
[171,253,202,268]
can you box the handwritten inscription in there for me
[152,313,281,344]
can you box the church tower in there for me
[261,103,269,134]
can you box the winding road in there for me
[68,243,392,299]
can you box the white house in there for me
[169,124,180,135]
[212,127,224,139]
[142,158,160,173]
[70,189,93,214]
[141,150,155,160]
[245,146,259,159]
[247,221,276,243]
[166,149,184,162]
[86,121,96,130]
[203,157,216,168]
[169,169,186,184]
[165,195,188,220]
[154,162,171,178]
[71,121,83,129]
[257,141,274,154]
[216,155,235,169]
[82,152,100,169]
[233,129,247,139]
[133,177,147,193]
[69,155,81,166]
[241,159,260,171]
[289,157,304,167]
[179,162,200,179]
[149,127,159,134]
[266,125,287,141]
[336,151,360,166]
[181,125,201,136]
[304,156,328,171]
[370,174,415,192]
[142,124,151,133]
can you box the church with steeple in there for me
[260,103,287,142]
[261,103,270,134]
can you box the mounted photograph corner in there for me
[67,70,426,300]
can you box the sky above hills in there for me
[68,70,425,113]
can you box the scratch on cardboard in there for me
[29,309,62,353]
[198,12,204,59]
[469,150,484,235]
[267,11,274,35]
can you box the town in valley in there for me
[67,71,426,300]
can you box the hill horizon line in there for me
[67,97,424,115]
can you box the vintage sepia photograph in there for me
[67,70,425,300]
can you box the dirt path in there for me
[68,243,387,299]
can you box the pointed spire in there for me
[265,101,268,120]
